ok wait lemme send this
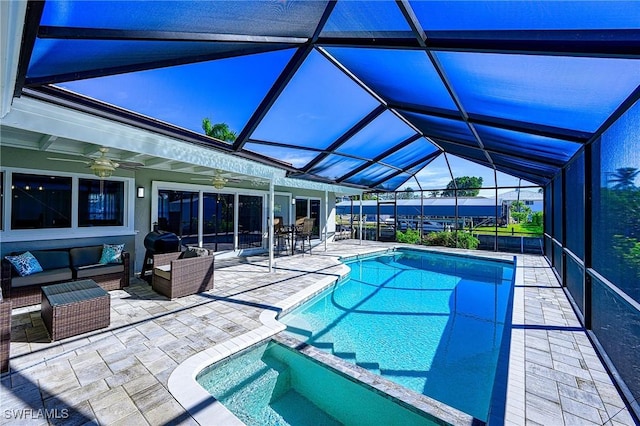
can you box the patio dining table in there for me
[276,225,300,256]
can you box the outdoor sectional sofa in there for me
[1,246,130,308]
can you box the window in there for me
[78,179,124,226]
[11,173,72,229]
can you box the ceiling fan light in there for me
[91,163,115,178]
[212,176,227,189]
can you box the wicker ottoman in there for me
[41,279,110,341]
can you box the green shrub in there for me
[396,228,421,244]
[423,231,479,249]
[531,211,543,227]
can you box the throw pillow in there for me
[179,247,209,259]
[178,249,199,259]
[99,244,124,264]
[4,251,44,276]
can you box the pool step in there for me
[283,324,313,341]
[286,328,384,376]
[333,351,357,363]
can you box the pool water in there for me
[281,249,515,421]
[197,340,440,426]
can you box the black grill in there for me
[141,230,180,282]
[144,230,180,254]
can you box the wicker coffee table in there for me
[41,279,110,341]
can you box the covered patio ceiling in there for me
[5,0,640,191]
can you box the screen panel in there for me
[591,100,640,304]
[60,50,294,136]
[565,152,585,260]
[435,51,640,133]
[565,255,584,315]
[410,1,640,31]
[308,154,367,181]
[336,110,417,159]
[591,275,640,403]
[321,0,411,38]
[325,47,458,111]
[41,0,329,37]
[552,174,563,244]
[252,50,380,150]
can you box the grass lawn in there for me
[474,223,543,237]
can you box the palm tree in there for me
[202,118,237,143]
[608,167,639,190]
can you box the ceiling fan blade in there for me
[47,157,90,164]
[118,161,144,170]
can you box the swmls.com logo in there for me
[4,408,69,420]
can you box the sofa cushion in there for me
[154,264,171,280]
[12,268,73,288]
[99,244,124,264]
[75,263,124,279]
[69,246,103,268]
[31,250,70,271]
[4,252,43,277]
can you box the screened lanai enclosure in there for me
[1,0,639,420]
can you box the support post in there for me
[359,195,363,245]
[324,190,328,251]
[269,179,274,273]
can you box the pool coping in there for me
[168,257,352,425]
[168,247,520,426]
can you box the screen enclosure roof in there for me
[12,0,640,191]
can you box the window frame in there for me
[0,167,135,242]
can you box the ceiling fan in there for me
[191,169,241,189]
[48,147,143,178]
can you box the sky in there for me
[399,153,538,197]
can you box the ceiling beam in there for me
[433,138,571,168]
[396,0,497,170]
[317,29,640,59]
[170,162,194,171]
[425,29,640,59]
[25,45,294,86]
[38,26,308,44]
[143,158,171,168]
[391,103,591,143]
[38,134,58,150]
[13,1,45,97]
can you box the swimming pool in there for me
[280,248,515,421]
[196,338,444,426]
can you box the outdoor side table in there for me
[41,279,110,341]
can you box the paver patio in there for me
[0,241,636,425]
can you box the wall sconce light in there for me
[137,187,145,198]
[291,197,296,205]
